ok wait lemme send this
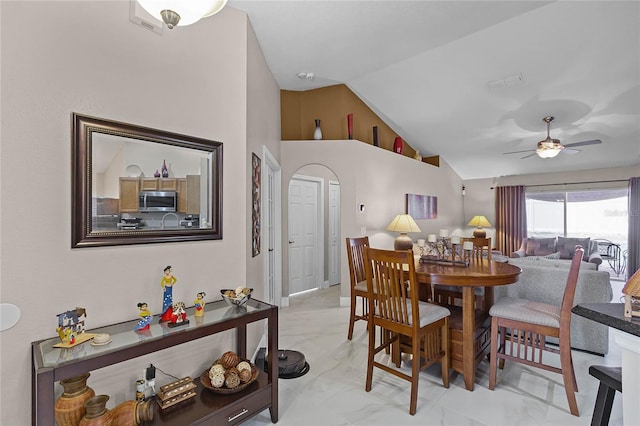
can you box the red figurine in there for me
[167,302,189,328]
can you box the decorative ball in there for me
[210,372,225,388]
[220,351,239,369]
[236,361,251,372]
[239,368,252,383]
[225,370,240,389]
[209,363,225,377]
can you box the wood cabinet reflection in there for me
[119,178,139,213]
[119,177,200,214]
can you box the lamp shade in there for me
[387,214,421,250]
[467,215,491,238]
[387,214,421,233]
[137,0,227,28]
[467,215,491,228]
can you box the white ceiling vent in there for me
[487,73,524,90]
[129,0,164,35]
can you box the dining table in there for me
[414,258,522,391]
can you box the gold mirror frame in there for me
[71,113,222,248]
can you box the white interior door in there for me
[263,148,281,306]
[328,181,341,286]
[288,176,322,295]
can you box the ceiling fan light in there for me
[160,9,180,29]
[536,147,561,158]
[137,0,227,28]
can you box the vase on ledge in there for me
[313,119,322,140]
[54,373,96,426]
[161,160,168,178]
[79,395,113,426]
[393,136,403,154]
[111,399,154,425]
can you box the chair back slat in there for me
[346,237,369,288]
[462,237,492,260]
[560,245,584,333]
[365,247,418,330]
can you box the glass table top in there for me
[34,299,273,369]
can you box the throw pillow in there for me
[526,237,556,256]
[557,236,591,260]
[524,238,539,256]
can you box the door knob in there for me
[289,240,294,244]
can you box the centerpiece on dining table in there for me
[418,229,469,267]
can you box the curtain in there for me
[627,177,640,279]
[494,185,527,256]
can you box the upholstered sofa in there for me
[511,236,603,267]
[493,256,613,355]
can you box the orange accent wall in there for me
[281,84,439,166]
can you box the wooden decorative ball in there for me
[220,351,239,369]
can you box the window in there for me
[526,188,629,276]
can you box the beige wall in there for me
[282,140,464,301]
[245,21,282,305]
[0,2,279,424]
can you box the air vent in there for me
[129,0,163,35]
[487,72,524,90]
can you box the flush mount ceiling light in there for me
[136,0,227,29]
[536,116,563,158]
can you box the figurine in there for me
[160,266,177,322]
[55,307,87,346]
[134,302,152,331]
[194,292,206,317]
[167,302,189,328]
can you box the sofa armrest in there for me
[511,249,526,258]
[588,251,603,266]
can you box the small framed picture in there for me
[406,193,437,219]
[252,153,261,257]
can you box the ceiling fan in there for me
[503,116,602,159]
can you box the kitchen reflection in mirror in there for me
[72,113,222,247]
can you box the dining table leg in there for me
[462,286,475,391]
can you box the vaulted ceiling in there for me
[229,0,640,180]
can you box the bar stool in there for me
[588,365,622,426]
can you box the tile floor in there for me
[245,283,625,426]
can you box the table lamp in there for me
[467,215,491,238]
[386,214,421,250]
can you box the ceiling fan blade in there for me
[503,149,535,155]
[561,148,580,155]
[521,152,537,159]
[564,139,602,148]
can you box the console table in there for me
[572,303,639,426]
[31,298,278,425]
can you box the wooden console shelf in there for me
[31,299,278,425]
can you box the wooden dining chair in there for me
[364,247,450,415]
[346,236,370,340]
[463,237,492,261]
[488,245,584,416]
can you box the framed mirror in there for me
[72,113,222,248]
